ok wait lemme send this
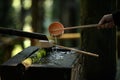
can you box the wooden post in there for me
[80,0,117,80]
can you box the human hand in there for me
[98,14,115,29]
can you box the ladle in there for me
[48,22,99,37]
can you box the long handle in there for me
[56,45,99,57]
[0,27,48,40]
[38,40,99,57]
[64,24,99,30]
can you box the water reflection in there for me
[37,47,76,66]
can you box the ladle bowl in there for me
[48,22,64,37]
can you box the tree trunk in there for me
[80,0,117,80]
[31,0,45,45]
[116,0,120,58]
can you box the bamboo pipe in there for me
[0,27,48,40]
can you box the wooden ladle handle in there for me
[64,24,99,30]
[56,45,99,57]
